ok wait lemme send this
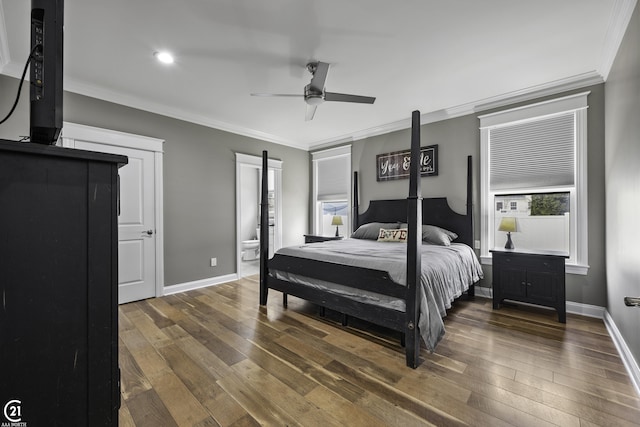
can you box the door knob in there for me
[624,297,640,307]
[142,230,154,236]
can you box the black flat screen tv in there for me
[30,0,63,145]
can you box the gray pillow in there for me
[422,224,457,246]
[351,222,400,240]
[393,223,458,245]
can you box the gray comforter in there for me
[273,238,484,351]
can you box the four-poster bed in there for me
[258,111,482,368]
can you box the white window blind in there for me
[489,112,575,191]
[316,155,349,201]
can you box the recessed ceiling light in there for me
[153,51,174,64]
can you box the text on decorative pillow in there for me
[377,228,408,242]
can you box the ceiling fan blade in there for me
[325,92,376,104]
[305,104,318,121]
[309,61,330,92]
[251,93,303,97]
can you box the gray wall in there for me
[352,84,607,306]
[605,3,640,364]
[0,71,608,306]
[0,74,309,287]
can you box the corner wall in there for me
[605,2,640,370]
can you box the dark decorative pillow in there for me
[351,222,400,240]
[377,228,408,242]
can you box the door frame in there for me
[235,153,282,277]
[60,122,165,298]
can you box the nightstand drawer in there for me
[498,254,564,272]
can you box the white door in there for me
[74,141,157,303]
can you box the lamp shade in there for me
[498,217,518,233]
[331,215,343,226]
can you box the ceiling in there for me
[0,0,636,150]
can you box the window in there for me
[479,92,589,274]
[494,192,570,254]
[312,145,351,236]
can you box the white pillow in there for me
[377,228,408,242]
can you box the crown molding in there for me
[308,70,604,151]
[473,71,603,113]
[1,0,632,152]
[599,0,638,81]
[62,79,310,151]
[0,60,608,154]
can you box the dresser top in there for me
[0,139,128,166]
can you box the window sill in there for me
[480,255,589,275]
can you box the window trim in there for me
[479,92,590,275]
[311,145,352,236]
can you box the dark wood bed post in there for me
[259,150,269,305]
[466,155,473,220]
[405,110,422,368]
[353,171,359,232]
[466,155,475,298]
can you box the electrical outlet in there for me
[474,240,481,250]
[210,257,217,267]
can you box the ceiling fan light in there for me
[304,84,324,105]
[306,94,324,106]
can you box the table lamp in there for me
[498,217,518,249]
[331,215,343,237]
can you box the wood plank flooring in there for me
[118,276,640,426]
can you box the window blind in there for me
[316,155,350,201]
[489,112,575,191]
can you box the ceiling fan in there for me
[251,61,376,121]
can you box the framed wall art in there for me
[376,144,438,181]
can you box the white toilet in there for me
[241,228,260,261]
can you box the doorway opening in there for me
[235,153,282,278]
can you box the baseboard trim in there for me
[566,301,606,318]
[603,310,640,397]
[163,273,238,296]
[474,286,492,299]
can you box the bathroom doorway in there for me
[235,153,282,278]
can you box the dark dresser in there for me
[0,140,127,426]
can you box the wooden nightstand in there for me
[491,248,569,323]
[304,234,343,243]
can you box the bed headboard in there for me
[354,155,474,247]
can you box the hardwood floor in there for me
[118,276,640,426]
